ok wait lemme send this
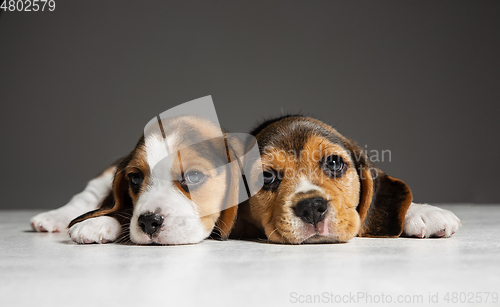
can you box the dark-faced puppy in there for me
[232,116,460,244]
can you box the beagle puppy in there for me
[31,114,248,244]
[231,115,461,244]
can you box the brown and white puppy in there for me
[232,115,461,244]
[30,115,241,245]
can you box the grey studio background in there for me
[0,0,499,210]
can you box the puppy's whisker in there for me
[212,224,228,239]
[267,228,279,241]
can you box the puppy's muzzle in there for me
[293,197,328,226]
[138,213,164,236]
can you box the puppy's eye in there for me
[325,156,344,172]
[263,171,276,185]
[262,170,281,191]
[128,172,143,193]
[185,171,205,184]
[321,155,346,177]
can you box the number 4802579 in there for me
[1,0,56,12]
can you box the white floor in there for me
[0,205,499,307]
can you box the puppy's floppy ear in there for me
[215,201,238,240]
[350,144,413,237]
[68,155,134,228]
[212,134,245,240]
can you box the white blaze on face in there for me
[129,133,211,245]
[145,134,175,170]
[294,177,324,194]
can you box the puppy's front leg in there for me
[30,167,115,232]
[403,203,461,238]
[69,216,122,244]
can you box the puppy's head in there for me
[244,116,412,244]
[70,115,241,244]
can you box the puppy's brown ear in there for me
[356,166,413,237]
[216,206,238,240]
[68,155,134,228]
[348,139,412,238]
[212,134,245,239]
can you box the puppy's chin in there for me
[129,215,211,245]
[265,210,361,244]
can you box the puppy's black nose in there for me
[138,213,164,236]
[294,197,328,226]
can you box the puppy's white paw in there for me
[403,203,461,238]
[69,216,121,244]
[30,210,72,233]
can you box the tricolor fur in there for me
[31,115,240,245]
[231,116,461,244]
